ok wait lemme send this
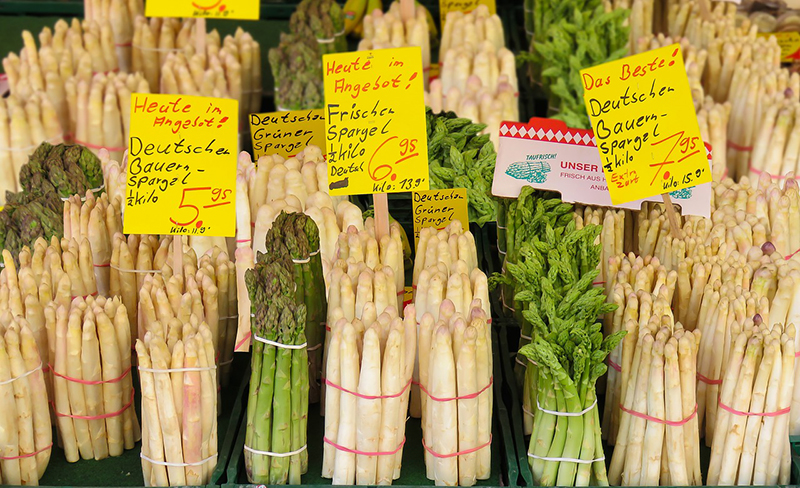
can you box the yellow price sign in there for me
[439,0,496,27]
[412,188,468,244]
[758,32,800,62]
[249,109,326,160]
[145,0,259,20]
[580,44,710,205]
[323,47,429,196]
[124,93,237,237]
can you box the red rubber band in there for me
[235,331,252,351]
[749,166,800,179]
[422,434,492,459]
[94,262,111,268]
[51,365,131,385]
[718,398,789,417]
[592,281,606,286]
[696,372,722,385]
[53,389,134,420]
[325,377,412,400]
[619,403,697,426]
[74,139,126,152]
[727,140,753,152]
[607,358,621,372]
[396,290,405,296]
[324,436,406,456]
[71,291,98,300]
[236,238,252,243]
[402,300,412,307]
[415,376,492,402]
[115,41,133,47]
[325,324,331,332]
[0,443,52,460]
[786,248,800,260]
[412,285,417,290]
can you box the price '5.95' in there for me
[169,187,233,233]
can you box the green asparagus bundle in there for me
[289,0,347,55]
[513,218,623,486]
[518,1,629,129]
[426,109,497,225]
[269,34,324,111]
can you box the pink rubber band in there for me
[727,140,753,152]
[619,403,697,426]
[415,376,492,402]
[53,389,134,420]
[607,358,621,372]
[718,398,789,417]
[0,443,52,460]
[786,248,800,260]
[696,372,722,385]
[51,365,131,385]
[235,331,252,351]
[94,262,111,268]
[592,281,606,286]
[236,238,252,243]
[749,166,800,179]
[396,290,405,296]
[324,436,406,456]
[71,291,98,300]
[326,377,412,400]
[74,139,126,152]
[115,41,133,47]
[422,434,492,459]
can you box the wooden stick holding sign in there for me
[661,193,684,239]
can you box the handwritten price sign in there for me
[145,0,259,20]
[323,47,429,196]
[580,44,710,205]
[412,188,469,244]
[124,93,237,237]
[439,0,496,27]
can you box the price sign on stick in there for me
[323,47,429,197]
[124,93,237,237]
[580,44,711,206]
[439,0,496,27]
[412,188,469,244]
[249,109,326,160]
[146,0,260,20]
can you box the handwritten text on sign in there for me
[249,109,326,160]
[323,47,429,196]
[124,94,237,237]
[580,44,710,205]
[439,0,496,27]
[145,0,259,20]
[412,188,469,244]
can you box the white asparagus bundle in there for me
[0,93,64,199]
[332,223,405,301]
[425,74,518,148]
[0,312,52,486]
[360,2,431,87]
[62,190,123,296]
[607,312,701,486]
[747,97,800,184]
[418,299,492,486]
[46,294,140,462]
[666,1,743,50]
[413,222,479,286]
[706,320,795,486]
[136,320,218,487]
[695,98,731,182]
[158,30,261,126]
[574,206,629,294]
[322,304,416,485]
[601,257,676,445]
[83,0,142,72]
[439,6,504,62]
[66,71,150,162]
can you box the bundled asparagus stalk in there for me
[132,17,200,94]
[322,305,416,485]
[0,94,64,198]
[359,2,431,86]
[418,299,492,486]
[136,320,218,487]
[0,312,52,486]
[747,96,800,183]
[65,71,150,162]
[706,319,795,485]
[439,6,505,61]
[99,150,126,208]
[288,0,347,55]
[244,230,309,485]
[332,223,406,300]
[46,295,140,461]
[83,0,142,72]
[269,34,324,111]
[573,206,629,293]
[607,309,702,486]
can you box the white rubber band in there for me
[244,444,307,458]
[522,405,534,418]
[292,257,311,264]
[60,184,106,202]
[141,452,216,466]
[499,249,507,255]
[520,333,532,341]
[111,264,162,274]
[497,224,507,230]
[218,357,235,367]
[317,37,336,44]
[221,315,239,320]
[276,106,293,112]
[528,452,605,464]
[537,398,597,417]
[0,362,42,385]
[139,365,217,373]
[309,249,320,256]
[253,334,307,350]
[307,342,322,352]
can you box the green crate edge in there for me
[2,353,251,488]
[223,328,518,487]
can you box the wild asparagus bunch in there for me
[268,34,323,111]
[0,312,52,486]
[244,257,309,485]
[48,295,140,462]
